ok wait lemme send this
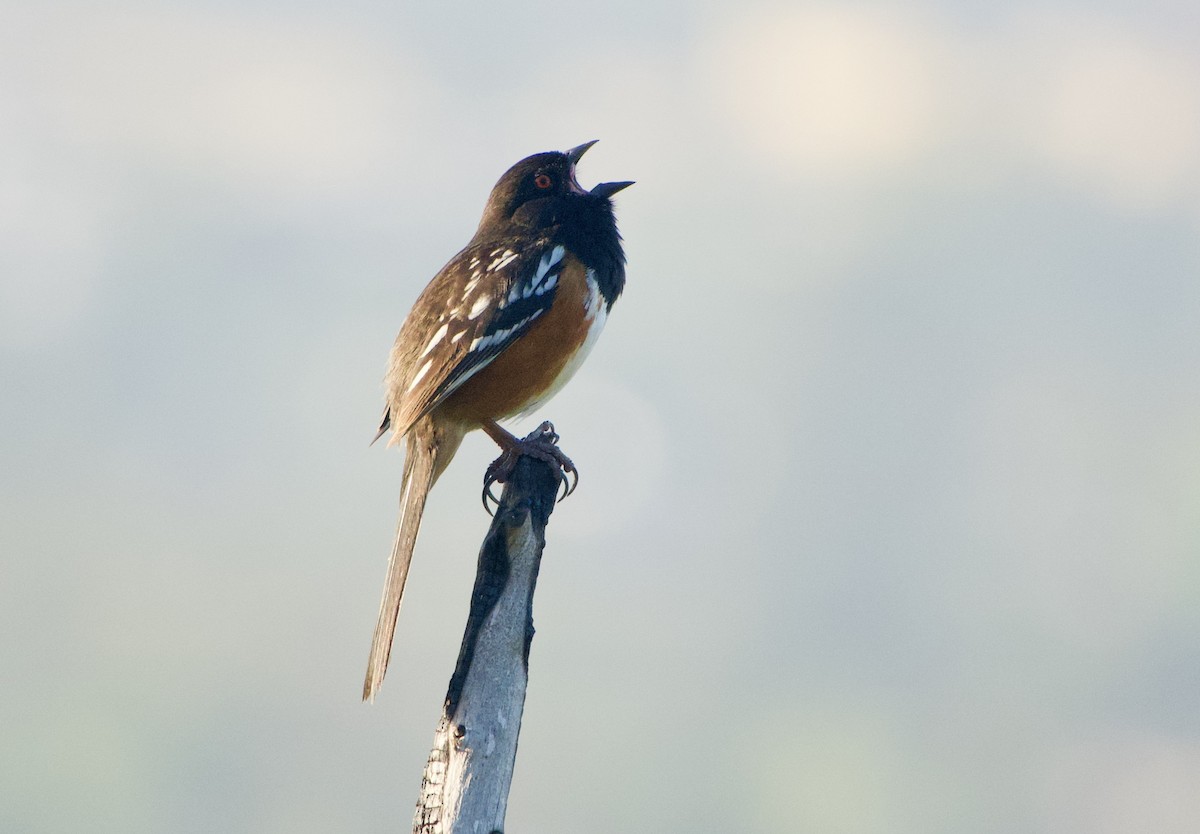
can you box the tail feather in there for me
[370,406,391,446]
[363,431,437,702]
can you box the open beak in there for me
[564,140,634,198]
[590,180,634,198]
[565,140,599,164]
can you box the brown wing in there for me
[377,239,566,440]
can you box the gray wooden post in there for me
[412,451,562,834]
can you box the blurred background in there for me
[3,1,1199,831]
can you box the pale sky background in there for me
[3,1,1200,832]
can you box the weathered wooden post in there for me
[412,449,563,833]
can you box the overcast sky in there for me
[3,1,1200,832]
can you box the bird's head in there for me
[476,140,634,236]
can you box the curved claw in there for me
[481,479,501,516]
[480,420,580,513]
[556,465,578,503]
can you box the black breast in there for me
[557,195,626,310]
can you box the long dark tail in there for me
[363,427,440,702]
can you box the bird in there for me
[363,140,632,701]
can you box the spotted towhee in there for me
[363,141,632,701]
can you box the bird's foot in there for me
[482,421,578,514]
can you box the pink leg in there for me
[480,420,578,513]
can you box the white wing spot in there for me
[468,309,544,352]
[419,323,449,358]
[489,249,518,270]
[450,329,465,344]
[407,358,434,392]
[507,245,566,304]
[542,245,566,274]
[468,294,491,319]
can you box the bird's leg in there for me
[480,420,578,513]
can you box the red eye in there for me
[534,173,553,189]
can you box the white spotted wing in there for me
[375,241,566,440]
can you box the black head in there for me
[474,141,633,239]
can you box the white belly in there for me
[516,267,608,417]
